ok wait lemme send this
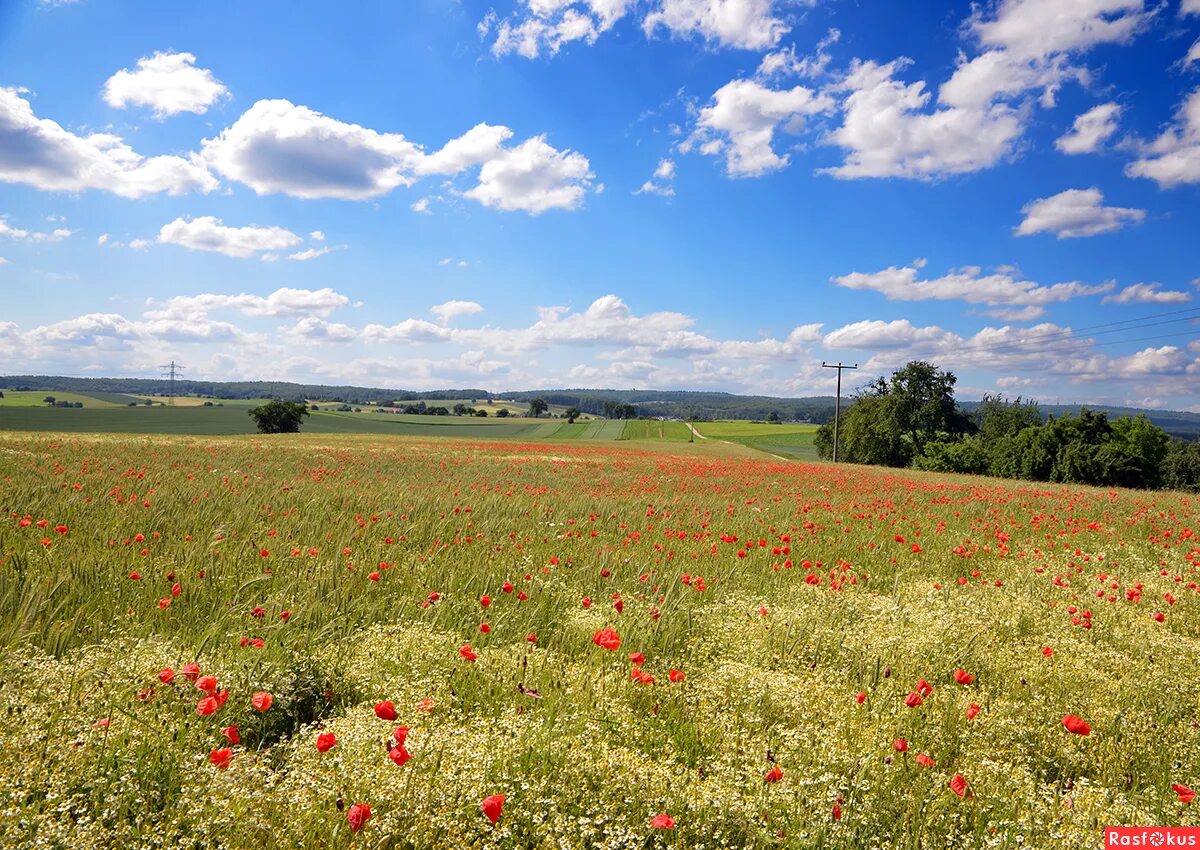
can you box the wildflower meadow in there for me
[1,431,1198,849]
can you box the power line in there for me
[944,328,1199,365]
[160,360,185,406]
[963,310,1200,359]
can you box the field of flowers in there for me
[1,431,1198,849]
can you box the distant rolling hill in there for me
[2,375,1198,439]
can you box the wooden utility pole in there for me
[821,362,858,463]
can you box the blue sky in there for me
[1,0,1199,407]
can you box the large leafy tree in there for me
[817,361,973,466]
[873,361,973,456]
[249,400,310,434]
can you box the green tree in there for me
[815,394,913,467]
[43,396,55,406]
[564,407,581,424]
[248,400,310,434]
[496,408,510,418]
[1107,415,1170,489]
[975,394,1042,443]
[875,361,972,456]
[1162,439,1200,492]
[766,410,780,424]
[528,398,549,418]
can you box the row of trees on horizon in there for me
[815,362,1200,492]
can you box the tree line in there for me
[814,361,1200,492]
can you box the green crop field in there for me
[694,421,820,459]
[0,406,614,441]
[0,390,141,408]
[618,420,693,441]
[1,430,1197,850]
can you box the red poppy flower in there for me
[393,726,409,745]
[966,703,981,720]
[949,774,968,798]
[1062,714,1091,736]
[669,669,685,683]
[316,732,337,752]
[764,764,783,783]
[389,744,411,766]
[196,675,218,692]
[1173,783,1195,805]
[855,691,866,704]
[209,747,232,769]
[953,669,974,685]
[196,695,220,716]
[894,738,909,752]
[917,679,933,697]
[181,662,201,682]
[375,700,397,721]
[629,652,645,666]
[1042,646,1054,657]
[651,814,675,829]
[158,667,176,684]
[915,753,936,767]
[832,802,842,820]
[480,793,505,824]
[251,691,273,712]
[221,725,240,744]
[459,644,477,662]
[904,692,923,708]
[592,627,621,651]
[480,595,491,608]
[347,803,371,833]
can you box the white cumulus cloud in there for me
[157,216,303,259]
[1056,102,1122,154]
[0,87,218,198]
[688,78,834,177]
[1015,188,1145,238]
[833,261,1114,316]
[102,51,229,118]
[463,136,594,213]
[1126,87,1200,188]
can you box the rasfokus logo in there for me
[1106,827,1200,848]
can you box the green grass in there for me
[694,420,820,459]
